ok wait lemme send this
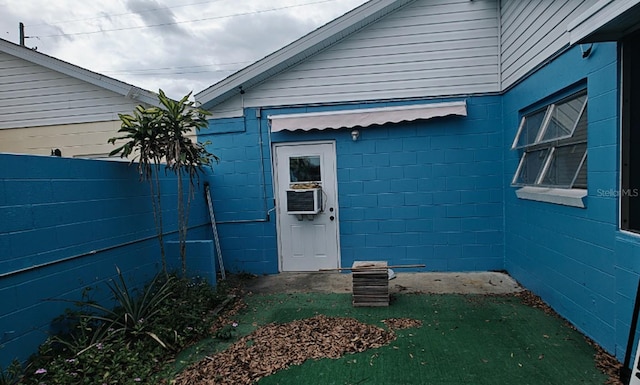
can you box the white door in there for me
[274,142,340,272]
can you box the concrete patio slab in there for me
[242,271,522,295]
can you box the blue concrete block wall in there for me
[196,37,640,364]
[200,96,504,273]
[334,97,503,270]
[199,112,278,274]
[502,43,634,358]
[0,154,212,367]
[165,240,217,285]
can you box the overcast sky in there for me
[1,0,368,99]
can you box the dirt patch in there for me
[174,315,420,385]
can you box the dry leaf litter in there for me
[174,315,421,385]
[178,277,622,385]
[514,290,623,385]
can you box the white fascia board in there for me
[515,186,587,208]
[0,38,159,106]
[195,0,416,109]
[567,0,640,44]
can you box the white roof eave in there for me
[567,0,640,44]
[0,38,160,107]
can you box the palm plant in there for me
[109,105,168,273]
[156,90,218,275]
[109,90,218,276]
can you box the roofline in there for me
[195,0,416,110]
[0,37,160,106]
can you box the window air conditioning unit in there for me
[286,188,322,215]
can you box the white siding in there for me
[0,53,143,129]
[0,120,195,159]
[218,0,499,113]
[500,0,599,90]
[209,95,244,119]
[0,120,123,158]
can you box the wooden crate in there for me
[352,261,389,307]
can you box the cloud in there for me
[0,0,369,99]
[200,11,315,72]
[125,0,191,38]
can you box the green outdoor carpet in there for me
[227,292,609,385]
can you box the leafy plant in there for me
[18,269,224,385]
[215,323,238,340]
[26,334,164,385]
[109,90,219,276]
[156,90,219,275]
[82,267,177,349]
[0,360,22,385]
[48,308,111,356]
[109,105,168,274]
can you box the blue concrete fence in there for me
[0,153,214,367]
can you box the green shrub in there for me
[17,269,223,385]
[215,323,238,340]
[0,360,22,385]
[81,267,178,349]
[26,335,164,385]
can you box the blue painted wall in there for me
[199,113,277,273]
[200,96,504,273]
[1,40,636,367]
[200,42,640,361]
[502,42,640,359]
[0,154,211,367]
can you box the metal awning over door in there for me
[268,101,467,133]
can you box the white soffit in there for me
[268,101,467,132]
[568,0,640,44]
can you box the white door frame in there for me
[272,140,341,272]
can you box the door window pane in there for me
[290,156,321,183]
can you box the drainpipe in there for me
[211,106,275,224]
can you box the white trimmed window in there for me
[511,91,588,207]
